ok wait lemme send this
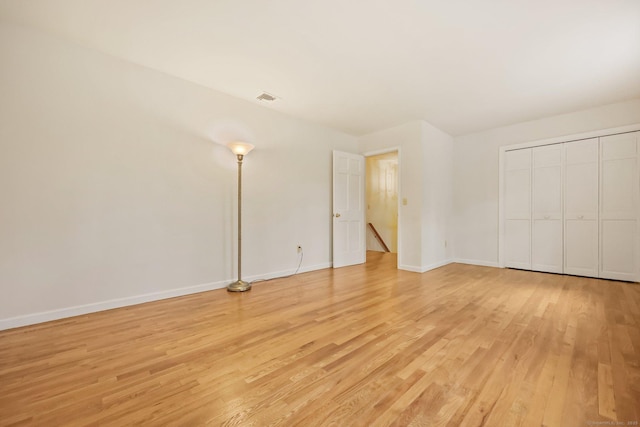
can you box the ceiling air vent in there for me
[256,92,278,102]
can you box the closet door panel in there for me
[601,220,636,279]
[532,219,563,273]
[532,145,563,273]
[600,132,639,281]
[505,169,531,219]
[533,166,562,215]
[564,138,599,277]
[565,220,598,276]
[601,158,636,218]
[566,138,599,164]
[505,220,531,269]
[504,149,531,269]
[565,163,598,216]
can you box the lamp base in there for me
[227,279,252,292]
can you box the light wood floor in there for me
[1,252,639,426]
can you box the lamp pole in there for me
[226,142,254,292]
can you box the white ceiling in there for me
[2,0,640,136]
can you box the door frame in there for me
[362,147,401,268]
[498,124,640,268]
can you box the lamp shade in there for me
[227,141,255,156]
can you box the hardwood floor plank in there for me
[1,254,639,426]
[598,362,617,420]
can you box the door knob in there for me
[335,213,341,218]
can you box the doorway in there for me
[365,151,399,262]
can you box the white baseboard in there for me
[0,280,231,330]
[398,264,423,272]
[246,262,332,282]
[421,259,454,272]
[399,259,453,273]
[0,262,334,332]
[453,258,501,268]
[0,279,229,331]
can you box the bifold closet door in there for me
[564,138,599,277]
[532,145,563,273]
[504,149,531,269]
[600,132,639,281]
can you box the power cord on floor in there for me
[250,250,304,284]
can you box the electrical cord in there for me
[250,250,304,284]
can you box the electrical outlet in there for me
[297,245,302,253]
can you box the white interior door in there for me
[532,144,563,273]
[564,138,599,277]
[600,132,639,281]
[333,150,365,268]
[504,149,532,269]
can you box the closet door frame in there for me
[498,124,640,270]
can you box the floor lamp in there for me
[227,141,255,292]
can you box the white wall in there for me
[358,122,423,270]
[359,120,454,272]
[421,121,454,270]
[0,23,357,329]
[453,99,640,266]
